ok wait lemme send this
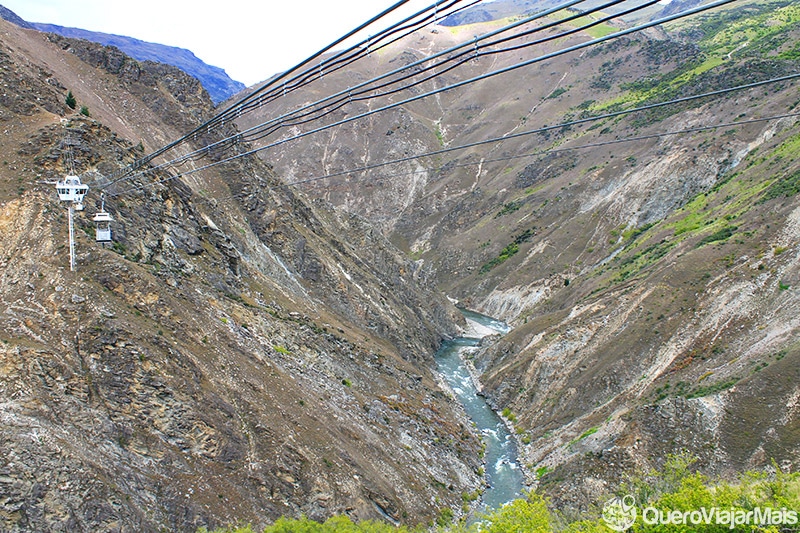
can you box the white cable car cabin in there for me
[93,210,113,242]
[55,175,89,211]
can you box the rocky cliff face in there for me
[0,19,480,532]
[237,0,800,509]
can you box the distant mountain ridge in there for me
[0,4,31,29]
[0,5,244,104]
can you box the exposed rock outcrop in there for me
[0,20,479,532]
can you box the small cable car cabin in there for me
[55,175,89,210]
[93,210,113,242]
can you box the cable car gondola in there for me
[93,209,113,243]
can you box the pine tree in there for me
[65,91,77,110]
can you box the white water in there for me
[435,309,524,512]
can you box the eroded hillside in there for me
[236,0,800,510]
[0,19,482,532]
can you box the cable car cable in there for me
[288,112,800,188]
[106,0,667,187]
[107,69,799,198]
[104,0,477,184]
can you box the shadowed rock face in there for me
[0,20,480,532]
[236,0,800,508]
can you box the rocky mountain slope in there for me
[0,4,245,103]
[236,0,800,511]
[0,18,483,532]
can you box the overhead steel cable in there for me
[281,75,800,183]
[107,69,800,198]
[200,0,597,136]
[234,0,485,116]
[230,0,561,118]
[170,110,800,207]
[212,0,475,123]
[105,0,748,197]
[103,0,494,187]
[106,0,646,187]
[286,112,800,189]
[103,0,594,189]
[109,0,743,196]
[103,0,421,184]
[225,0,741,155]
[241,0,641,136]
[338,0,661,103]
[479,0,656,55]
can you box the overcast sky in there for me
[2,0,434,86]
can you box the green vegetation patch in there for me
[584,1,800,125]
[547,87,569,99]
[479,243,519,274]
[478,228,536,275]
[205,453,800,533]
[759,169,800,203]
[695,225,738,248]
[569,426,599,446]
[685,377,740,399]
[562,14,617,39]
[494,200,523,218]
[697,2,800,60]
[613,239,675,283]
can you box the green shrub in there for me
[685,377,740,398]
[760,170,800,203]
[696,226,737,248]
[478,492,551,533]
[494,201,523,218]
[480,243,520,274]
[204,454,800,533]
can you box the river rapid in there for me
[435,309,525,512]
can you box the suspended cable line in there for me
[105,0,750,197]
[103,0,479,185]
[236,0,647,143]
[231,0,741,157]
[106,0,739,193]
[288,112,800,189]
[103,0,616,189]
[172,110,800,208]
[107,71,800,198]
[229,0,484,117]
[106,0,639,186]
[228,0,586,126]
